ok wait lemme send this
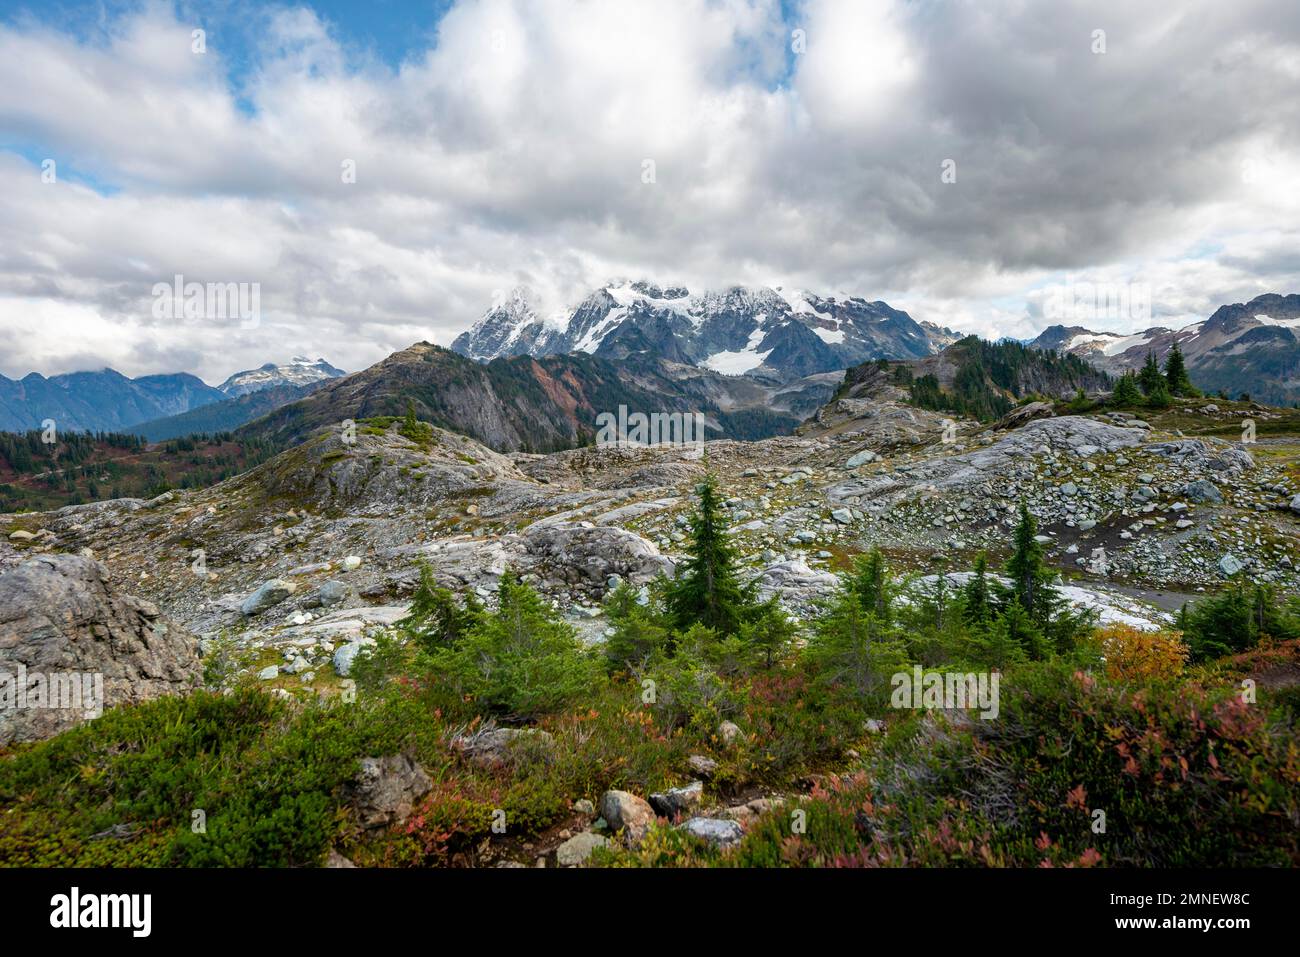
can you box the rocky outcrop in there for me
[0,554,201,744]
[450,726,555,769]
[345,754,432,830]
[522,522,674,586]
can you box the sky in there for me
[1,0,1299,384]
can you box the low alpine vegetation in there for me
[1,476,1294,868]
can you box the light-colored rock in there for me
[556,831,608,866]
[332,638,377,677]
[599,790,657,847]
[687,754,719,777]
[718,720,741,745]
[680,817,745,848]
[649,780,703,817]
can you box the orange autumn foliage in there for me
[1085,623,1188,682]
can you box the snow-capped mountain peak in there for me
[449,286,569,360]
[217,357,346,397]
[451,281,961,381]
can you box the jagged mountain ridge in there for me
[0,357,347,435]
[1028,293,1300,405]
[451,281,961,382]
[0,368,226,433]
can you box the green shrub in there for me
[422,572,600,720]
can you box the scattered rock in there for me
[687,754,719,777]
[450,727,555,769]
[1219,554,1245,577]
[332,638,376,677]
[1182,479,1222,504]
[241,578,296,616]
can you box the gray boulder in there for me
[649,780,704,817]
[1182,480,1222,504]
[240,578,296,616]
[680,817,745,848]
[332,638,376,677]
[303,579,352,609]
[1218,554,1245,577]
[556,832,608,866]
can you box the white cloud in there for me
[1,0,1299,382]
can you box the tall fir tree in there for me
[664,473,754,636]
[1163,341,1197,397]
[962,551,994,631]
[1138,351,1163,396]
[848,548,893,622]
[1005,501,1048,618]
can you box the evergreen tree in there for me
[1112,372,1142,406]
[1138,352,1163,395]
[1163,341,1197,397]
[602,582,671,672]
[1000,502,1095,652]
[1146,379,1173,409]
[971,597,1039,667]
[807,587,906,705]
[400,561,484,654]
[425,571,596,719]
[736,598,797,670]
[961,552,994,631]
[1005,502,1048,618]
[664,473,754,636]
[848,548,893,622]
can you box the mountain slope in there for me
[1029,293,1300,405]
[836,336,1112,423]
[132,380,336,441]
[238,343,805,453]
